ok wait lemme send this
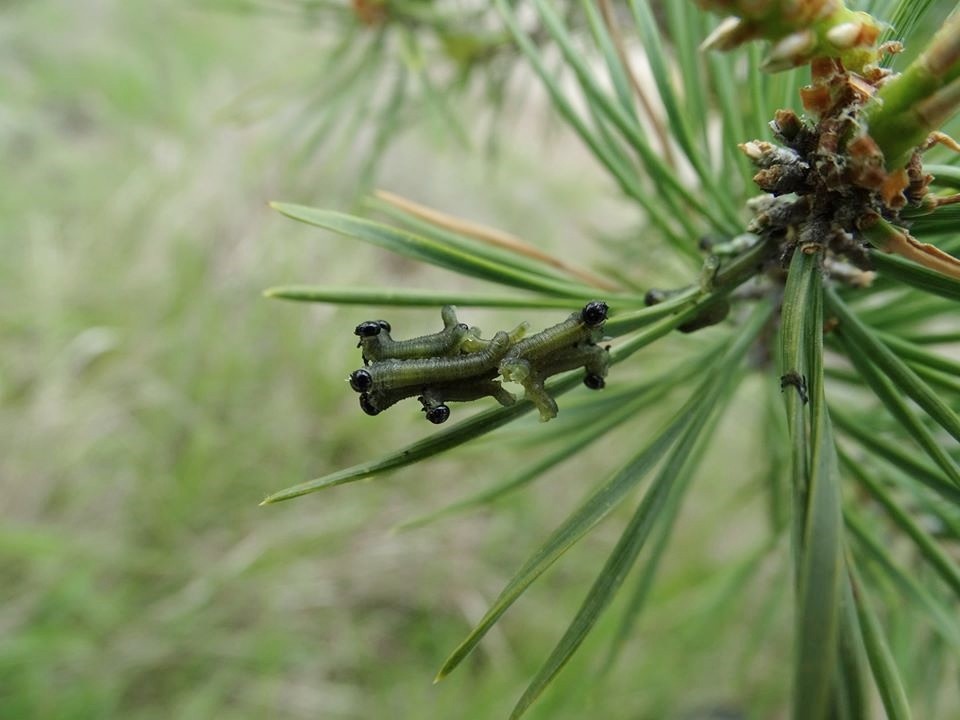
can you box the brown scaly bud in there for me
[846,134,907,206]
[753,165,810,194]
[799,57,849,116]
[740,140,803,168]
[846,135,885,182]
[746,194,811,233]
[904,152,932,206]
[799,84,833,116]
[740,141,811,194]
[734,32,960,282]
[770,109,805,144]
[796,215,830,254]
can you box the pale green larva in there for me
[349,331,511,394]
[499,301,608,374]
[508,342,610,422]
[358,372,516,424]
[354,305,471,365]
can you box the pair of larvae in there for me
[347,301,610,423]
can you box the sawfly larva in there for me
[505,342,610,421]
[354,305,470,364]
[358,372,515,421]
[349,331,511,394]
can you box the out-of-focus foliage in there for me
[4,2,787,719]
[260,1,960,718]
[203,0,574,185]
[0,3,635,718]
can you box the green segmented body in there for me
[508,343,610,421]
[539,343,610,379]
[459,321,530,353]
[360,371,512,412]
[354,331,511,393]
[500,311,602,369]
[419,378,515,411]
[359,306,470,363]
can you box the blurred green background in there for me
[0,2,847,718]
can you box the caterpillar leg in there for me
[439,305,460,329]
[459,322,529,353]
[519,376,559,422]
[499,357,532,384]
[501,356,553,417]
[359,385,421,415]
[579,344,611,384]
[490,381,517,407]
[417,377,517,423]
[536,343,611,391]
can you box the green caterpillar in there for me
[354,305,471,365]
[459,321,530,353]
[502,336,610,422]
[359,372,516,424]
[349,300,610,423]
[497,301,608,421]
[349,331,511,394]
[499,301,608,369]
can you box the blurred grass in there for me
[0,2,838,718]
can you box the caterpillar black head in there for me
[424,404,450,424]
[583,373,605,390]
[349,369,373,393]
[580,301,609,327]
[354,320,390,338]
[359,393,381,416]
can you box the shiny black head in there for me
[354,321,385,338]
[359,393,381,416]
[583,373,605,390]
[349,369,373,392]
[424,405,450,424]
[580,301,609,327]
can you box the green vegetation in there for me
[3,1,960,719]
